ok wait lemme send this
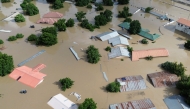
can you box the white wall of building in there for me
[176,22,190,35]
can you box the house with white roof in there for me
[108,36,129,47]
[96,31,119,41]
[108,47,130,59]
[176,18,190,35]
[47,93,78,109]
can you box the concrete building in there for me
[176,18,190,35]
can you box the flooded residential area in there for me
[0,0,190,109]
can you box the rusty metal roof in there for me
[116,75,147,92]
[110,98,156,109]
[147,71,179,88]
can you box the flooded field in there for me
[0,0,190,109]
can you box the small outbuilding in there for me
[43,12,63,18]
[96,31,119,41]
[108,47,130,59]
[116,75,147,92]
[36,18,58,25]
[47,93,78,109]
[108,36,129,46]
[147,71,179,88]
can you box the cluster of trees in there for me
[80,19,97,31]
[129,20,141,34]
[184,40,190,49]
[145,7,153,13]
[1,0,10,3]
[86,45,101,64]
[0,53,14,77]
[94,9,113,26]
[15,14,25,22]
[20,0,39,16]
[103,0,113,6]
[53,18,75,31]
[52,0,64,9]
[79,98,97,109]
[141,38,148,44]
[96,4,104,11]
[105,46,111,52]
[106,81,120,92]
[28,34,38,41]
[76,0,90,7]
[86,4,92,9]
[0,39,4,44]
[123,17,132,23]
[118,6,132,18]
[59,77,74,91]
[75,11,86,22]
[118,0,129,4]
[8,33,24,41]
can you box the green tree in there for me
[141,38,148,44]
[145,7,153,13]
[118,6,132,18]
[1,0,10,3]
[16,33,24,38]
[46,0,64,3]
[129,20,141,34]
[123,17,132,23]
[80,19,95,32]
[36,32,57,46]
[66,18,75,27]
[25,3,39,16]
[86,4,92,9]
[94,14,107,26]
[15,14,25,22]
[0,39,4,44]
[102,9,113,22]
[42,27,57,36]
[103,0,113,6]
[86,45,101,64]
[106,81,120,92]
[118,0,129,4]
[75,11,86,22]
[79,98,97,109]
[52,0,63,9]
[127,45,133,53]
[20,0,29,10]
[28,34,37,41]
[59,77,74,91]
[184,40,190,49]
[96,4,104,11]
[75,0,90,7]
[8,36,17,41]
[54,19,67,31]
[105,46,111,52]
[0,53,14,77]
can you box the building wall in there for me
[176,22,190,35]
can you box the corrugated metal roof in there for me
[138,29,160,41]
[108,47,130,59]
[147,71,179,88]
[96,31,119,41]
[116,75,147,92]
[132,48,169,61]
[108,36,129,46]
[110,98,156,109]
[118,22,130,30]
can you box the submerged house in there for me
[147,71,179,88]
[108,47,130,59]
[96,31,119,41]
[110,98,156,109]
[175,18,190,35]
[108,36,129,46]
[36,18,58,24]
[9,64,46,88]
[47,93,78,109]
[43,12,63,18]
[116,75,147,92]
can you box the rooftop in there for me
[36,18,58,25]
[177,18,190,27]
[108,36,129,46]
[43,12,63,18]
[108,47,130,59]
[96,31,119,41]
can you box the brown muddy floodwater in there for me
[0,0,190,109]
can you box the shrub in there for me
[42,27,57,36]
[15,14,25,22]
[184,40,190,49]
[36,32,57,46]
[79,98,97,109]
[141,39,148,44]
[59,77,74,91]
[121,59,124,61]
[25,3,39,16]
[75,11,86,22]
[86,4,92,9]
[129,20,141,34]
[86,45,101,64]
[52,0,63,9]
[145,7,153,13]
[96,4,104,11]
[1,0,10,3]
[8,36,17,41]
[75,0,89,7]
[80,19,95,32]
[106,81,120,92]
[53,19,67,31]
[28,34,37,41]
[118,6,132,18]
[123,17,132,23]
[145,56,153,60]
[105,46,111,52]
[0,52,14,77]
[16,33,24,38]
[118,0,129,4]
[0,39,4,44]
[161,61,186,76]
[127,46,133,53]
[103,0,113,6]
[66,18,75,27]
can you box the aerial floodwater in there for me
[0,0,190,109]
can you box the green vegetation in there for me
[0,39,4,44]
[76,0,90,7]
[53,19,67,31]
[96,4,104,11]
[141,39,148,44]
[20,0,29,10]
[103,0,113,6]
[123,17,132,23]
[94,9,113,26]
[118,0,129,4]
[127,45,133,53]
[1,0,10,3]
[86,4,92,9]
[15,14,25,22]
[75,11,86,22]
[79,98,97,109]
[36,32,57,46]
[145,7,153,13]
[66,18,75,27]
[28,34,37,41]
[106,81,120,92]
[16,33,24,38]
[86,45,101,64]
[8,36,17,41]
[80,19,96,31]
[145,56,153,60]
[0,52,14,77]
[184,40,190,49]
[42,27,57,36]
[52,0,63,9]
[121,59,124,61]
[161,61,186,76]
[46,0,64,3]
[118,6,132,18]
[105,46,111,52]
[59,77,74,91]
[26,3,39,16]
[129,20,141,34]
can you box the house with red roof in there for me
[176,18,190,35]
[9,64,46,88]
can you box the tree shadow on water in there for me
[53,81,62,91]
[100,86,108,93]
